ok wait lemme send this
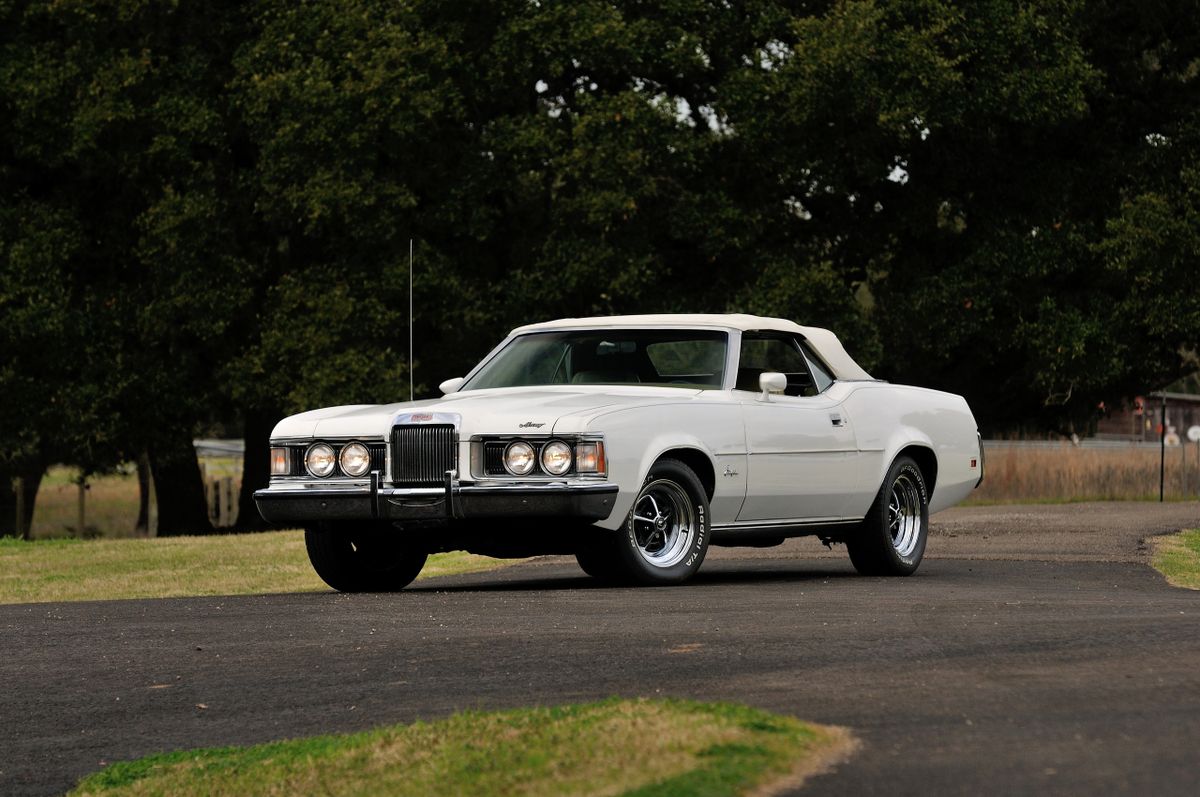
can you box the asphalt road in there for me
[2,502,1198,796]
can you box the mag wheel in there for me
[612,458,710,586]
[305,524,428,592]
[847,455,929,576]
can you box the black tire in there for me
[846,455,929,576]
[574,538,624,583]
[304,525,428,592]
[608,458,711,586]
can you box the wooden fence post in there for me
[218,477,232,528]
[77,478,86,536]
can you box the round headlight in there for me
[504,441,536,476]
[339,442,372,477]
[305,443,336,478]
[541,440,573,476]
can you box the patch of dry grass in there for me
[69,699,854,797]
[0,531,512,605]
[970,444,1200,504]
[31,461,244,539]
[32,466,147,539]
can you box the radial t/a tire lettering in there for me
[305,524,428,592]
[846,455,929,576]
[608,458,710,586]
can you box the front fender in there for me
[582,403,746,530]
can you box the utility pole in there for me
[1159,392,1166,502]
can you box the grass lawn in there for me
[69,698,853,797]
[0,531,513,605]
[1150,529,1200,590]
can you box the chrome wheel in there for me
[631,479,697,568]
[889,472,923,558]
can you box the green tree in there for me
[1,0,256,534]
[871,0,1200,431]
[3,0,1199,539]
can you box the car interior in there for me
[734,333,820,396]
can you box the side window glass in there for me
[800,342,834,393]
[736,333,815,396]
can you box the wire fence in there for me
[974,439,1200,503]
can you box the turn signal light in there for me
[576,442,606,474]
[270,447,290,476]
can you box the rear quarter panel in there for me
[841,383,980,516]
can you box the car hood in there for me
[271,385,706,440]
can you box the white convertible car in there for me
[256,314,982,590]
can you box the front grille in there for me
[484,443,506,475]
[288,446,308,476]
[368,444,386,473]
[392,424,457,485]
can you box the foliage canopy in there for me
[1,0,1198,530]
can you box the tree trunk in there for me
[0,472,15,538]
[135,451,152,535]
[149,430,213,536]
[18,467,43,540]
[235,408,277,531]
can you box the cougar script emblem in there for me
[519,422,546,428]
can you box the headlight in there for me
[339,442,372,477]
[305,443,336,478]
[575,441,606,474]
[540,440,573,476]
[504,441,536,476]
[270,447,290,476]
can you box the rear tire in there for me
[305,525,428,592]
[847,455,928,576]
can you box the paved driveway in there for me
[2,502,1198,796]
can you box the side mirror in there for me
[438,377,465,395]
[758,372,787,402]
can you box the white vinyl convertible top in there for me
[511,313,873,381]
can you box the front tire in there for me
[305,525,428,592]
[574,538,624,583]
[609,458,711,586]
[846,455,929,576]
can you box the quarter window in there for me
[800,342,834,393]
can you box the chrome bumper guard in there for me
[254,471,619,525]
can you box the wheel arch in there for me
[896,443,938,500]
[651,446,716,502]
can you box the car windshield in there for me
[462,329,729,391]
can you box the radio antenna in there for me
[409,238,414,403]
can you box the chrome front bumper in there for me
[254,471,619,525]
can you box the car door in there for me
[735,332,859,521]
